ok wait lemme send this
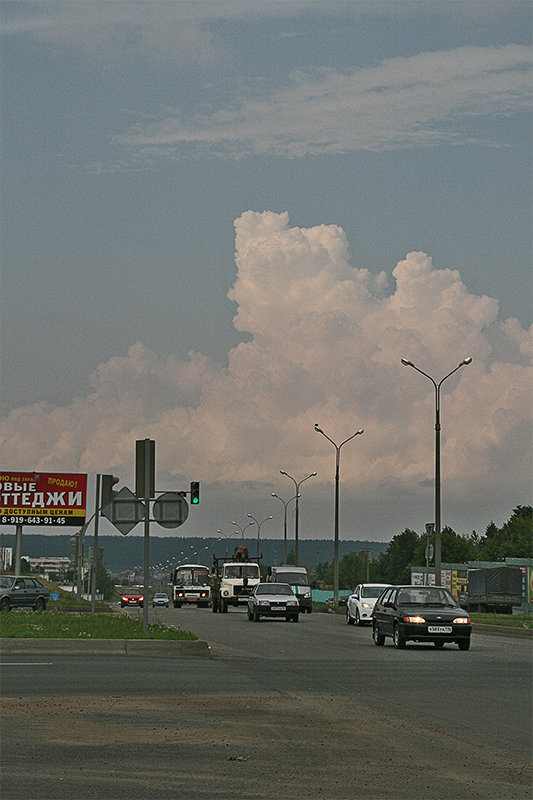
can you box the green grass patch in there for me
[0,609,197,641]
[470,612,532,629]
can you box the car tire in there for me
[34,597,45,612]
[458,639,471,651]
[393,623,406,649]
[355,609,362,626]
[1,597,11,612]
[346,608,355,625]
[253,608,260,622]
[247,608,253,620]
[434,640,445,649]
[222,600,228,613]
[372,622,385,646]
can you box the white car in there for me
[346,583,391,626]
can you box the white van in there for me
[267,565,312,613]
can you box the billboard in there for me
[0,472,87,527]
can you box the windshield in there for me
[274,572,309,586]
[224,564,260,579]
[397,587,455,606]
[256,583,292,596]
[174,567,209,586]
[0,577,12,588]
[361,586,389,598]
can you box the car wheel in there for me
[253,607,260,622]
[355,609,362,626]
[222,600,228,613]
[372,622,385,646]
[434,640,445,649]
[393,623,406,649]
[1,597,11,612]
[247,608,253,620]
[346,608,355,625]
[458,639,471,651]
[34,597,45,612]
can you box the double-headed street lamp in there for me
[247,514,273,561]
[401,356,472,586]
[279,470,317,565]
[271,492,299,563]
[232,519,255,541]
[314,424,364,605]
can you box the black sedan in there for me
[372,585,472,650]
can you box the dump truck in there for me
[210,546,261,613]
[466,565,522,613]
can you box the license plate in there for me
[428,625,452,633]
[275,605,286,611]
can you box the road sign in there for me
[101,486,145,535]
[152,492,189,529]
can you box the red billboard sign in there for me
[0,471,87,527]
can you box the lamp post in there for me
[279,470,317,565]
[401,356,472,586]
[247,514,273,562]
[232,519,255,541]
[314,424,364,605]
[216,529,240,557]
[271,492,299,563]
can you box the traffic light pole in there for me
[142,441,153,634]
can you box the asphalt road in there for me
[1,606,532,800]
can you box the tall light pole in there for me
[271,492,299,563]
[232,519,255,541]
[279,470,317,566]
[401,356,472,586]
[314,424,364,605]
[216,529,240,557]
[247,514,273,562]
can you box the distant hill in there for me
[1,533,389,573]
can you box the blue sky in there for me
[1,1,531,545]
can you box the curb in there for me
[0,638,211,657]
[473,623,532,639]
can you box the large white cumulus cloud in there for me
[1,211,531,531]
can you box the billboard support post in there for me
[90,474,101,615]
[14,524,22,575]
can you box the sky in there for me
[0,1,531,548]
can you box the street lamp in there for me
[232,519,255,541]
[216,529,241,557]
[247,514,273,561]
[401,356,472,586]
[279,470,317,566]
[271,492,299,563]
[314,424,364,605]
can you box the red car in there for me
[121,588,144,608]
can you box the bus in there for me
[171,563,211,608]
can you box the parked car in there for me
[247,582,299,622]
[0,575,49,612]
[152,592,170,608]
[346,583,392,625]
[121,588,144,608]
[372,585,472,650]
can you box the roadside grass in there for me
[0,609,197,640]
[313,602,532,628]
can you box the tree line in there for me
[312,505,532,590]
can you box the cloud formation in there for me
[112,45,532,159]
[1,210,531,536]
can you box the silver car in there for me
[0,576,50,612]
[247,582,299,622]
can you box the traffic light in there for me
[190,481,200,505]
[100,474,119,510]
